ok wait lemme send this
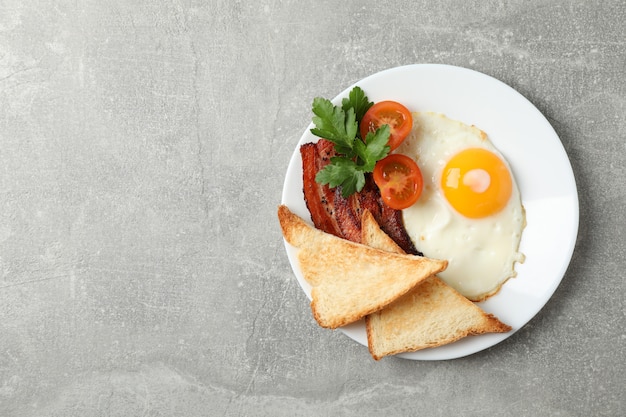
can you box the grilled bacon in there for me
[300,141,342,237]
[300,139,421,256]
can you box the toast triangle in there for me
[361,210,511,360]
[278,205,448,329]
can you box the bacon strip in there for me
[300,140,342,237]
[376,198,420,255]
[300,140,421,256]
[333,189,362,243]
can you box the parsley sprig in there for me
[311,87,390,197]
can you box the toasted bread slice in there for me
[277,205,448,329]
[361,210,511,360]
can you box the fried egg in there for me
[395,112,526,301]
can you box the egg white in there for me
[396,112,526,301]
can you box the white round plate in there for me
[280,64,579,360]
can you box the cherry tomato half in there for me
[373,153,423,210]
[360,101,413,151]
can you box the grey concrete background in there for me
[0,1,624,416]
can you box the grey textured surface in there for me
[0,1,624,416]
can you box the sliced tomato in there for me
[360,101,413,151]
[373,154,423,210]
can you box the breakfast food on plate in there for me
[361,210,511,360]
[300,87,422,255]
[300,139,420,255]
[277,205,448,329]
[283,87,526,358]
[396,112,526,301]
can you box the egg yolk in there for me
[441,148,512,218]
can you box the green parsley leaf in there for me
[341,86,373,126]
[356,125,391,171]
[310,97,357,154]
[315,157,366,198]
[310,87,390,197]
